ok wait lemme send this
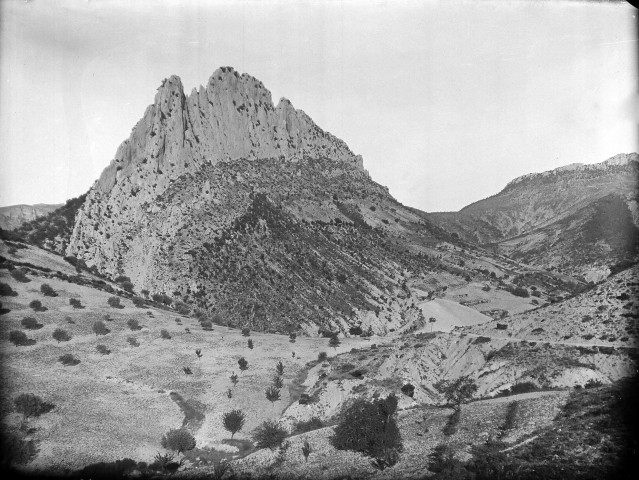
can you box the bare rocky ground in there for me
[1,240,636,478]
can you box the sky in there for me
[0,0,637,212]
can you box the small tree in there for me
[40,284,57,297]
[238,357,248,373]
[141,289,150,298]
[10,269,30,283]
[14,393,54,420]
[161,429,196,456]
[160,329,171,339]
[241,327,250,337]
[318,351,328,361]
[195,348,202,362]
[329,335,340,350]
[93,321,110,335]
[107,296,123,308]
[201,320,213,331]
[252,420,288,450]
[222,410,246,438]
[127,336,140,347]
[230,372,239,387]
[275,360,284,376]
[247,339,253,349]
[289,332,296,343]
[96,344,111,355]
[227,388,233,399]
[301,441,311,462]
[429,317,437,332]
[52,328,71,343]
[265,385,281,405]
[435,376,478,409]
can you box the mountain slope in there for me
[0,203,61,231]
[428,154,639,280]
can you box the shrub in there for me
[175,302,190,315]
[289,332,296,343]
[252,420,288,450]
[127,319,141,330]
[318,351,328,361]
[265,385,281,404]
[107,296,123,308]
[132,296,145,307]
[331,394,402,467]
[14,393,54,419]
[329,335,340,349]
[230,372,238,386]
[161,429,196,456]
[160,329,171,339]
[275,360,284,376]
[69,298,84,309]
[93,321,110,335]
[9,330,33,346]
[121,281,134,293]
[473,336,491,344]
[127,336,139,347]
[241,327,250,337]
[222,410,246,438]
[295,416,324,433]
[499,401,519,437]
[247,338,253,349]
[58,353,80,366]
[349,325,363,336]
[0,282,18,296]
[509,286,529,298]
[496,323,508,330]
[201,320,213,330]
[21,317,42,330]
[40,284,57,297]
[10,269,30,283]
[29,300,46,312]
[96,344,111,355]
[52,328,71,343]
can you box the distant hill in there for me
[428,153,639,281]
[0,203,61,230]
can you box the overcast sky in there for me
[1,0,636,211]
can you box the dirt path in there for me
[474,389,565,406]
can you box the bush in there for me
[29,300,46,312]
[107,296,123,308]
[238,357,248,372]
[21,317,42,330]
[93,321,110,335]
[14,393,54,419]
[52,328,71,343]
[265,385,281,404]
[331,394,402,467]
[40,283,57,297]
[272,375,284,389]
[161,429,196,455]
[58,353,80,366]
[132,296,145,308]
[349,325,363,336]
[0,282,18,296]
[10,269,30,283]
[160,329,171,339]
[127,319,141,330]
[222,409,246,438]
[252,420,288,450]
[318,351,328,361]
[201,320,213,330]
[509,286,529,298]
[241,327,250,337]
[401,383,415,397]
[9,330,33,346]
[127,336,139,347]
[295,416,324,434]
[96,344,111,355]
[121,281,134,293]
[329,335,340,349]
[69,298,84,309]
[247,338,253,349]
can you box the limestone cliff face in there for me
[67,67,363,274]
